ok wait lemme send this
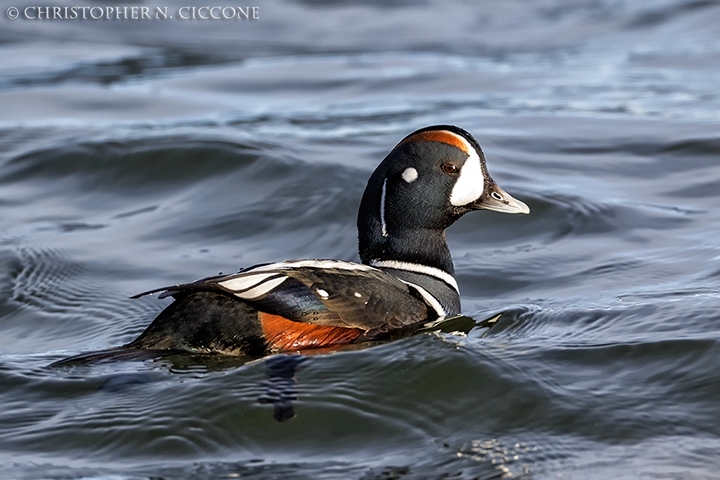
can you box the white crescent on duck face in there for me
[51,125,529,365]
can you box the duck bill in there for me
[471,183,530,214]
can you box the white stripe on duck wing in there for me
[133,259,435,332]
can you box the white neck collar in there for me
[369,259,459,293]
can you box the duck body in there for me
[127,260,442,356]
[54,125,528,364]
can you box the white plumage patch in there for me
[369,259,459,293]
[247,259,378,273]
[218,272,278,292]
[449,136,485,206]
[402,281,446,317]
[380,178,388,237]
[217,260,379,300]
[220,274,288,300]
[402,167,418,183]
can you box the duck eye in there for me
[490,191,503,201]
[442,163,460,175]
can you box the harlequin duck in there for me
[54,125,529,364]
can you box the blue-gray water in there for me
[1,1,720,478]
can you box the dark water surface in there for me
[1,0,720,478]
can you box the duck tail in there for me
[48,347,176,367]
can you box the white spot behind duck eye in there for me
[402,167,418,183]
[316,288,330,299]
[449,140,485,206]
